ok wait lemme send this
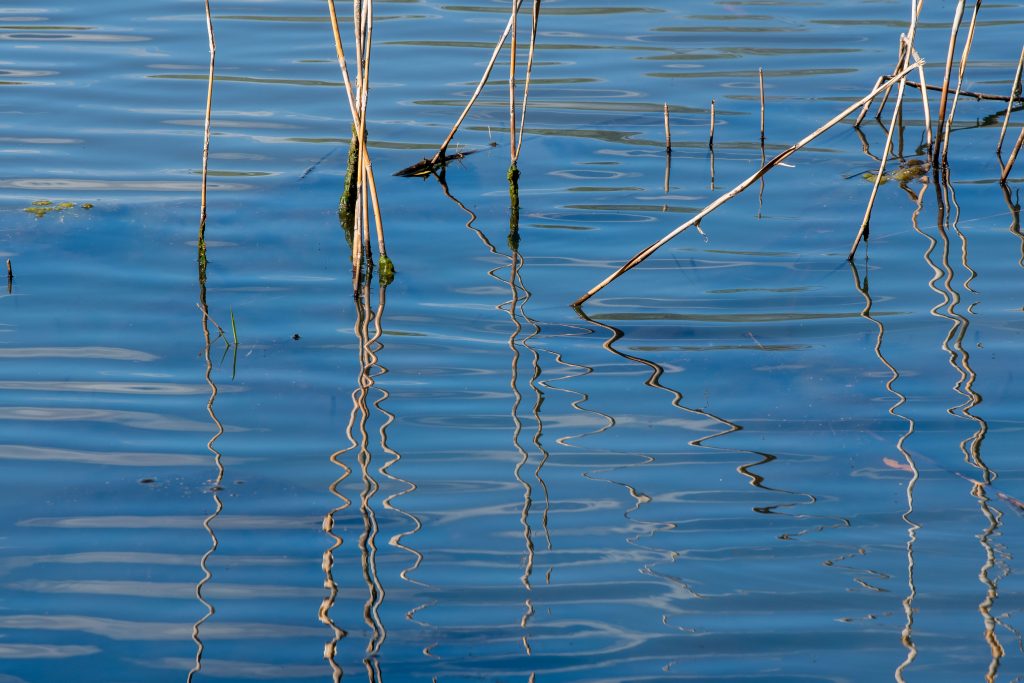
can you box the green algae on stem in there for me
[508,164,521,251]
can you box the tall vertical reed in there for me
[198,0,216,267]
[327,0,391,285]
[933,0,967,162]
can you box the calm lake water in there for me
[3,0,1024,681]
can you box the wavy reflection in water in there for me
[571,308,837,632]
[850,259,920,682]
[1002,184,1022,270]
[434,171,549,662]
[925,169,1008,677]
[188,259,226,683]
[321,275,394,682]
[190,2,221,674]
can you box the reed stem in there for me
[933,0,967,163]
[509,0,518,165]
[759,68,765,142]
[709,98,716,149]
[514,0,541,160]
[199,0,215,242]
[664,103,671,153]
[1002,126,1024,182]
[997,44,1024,154]
[433,0,526,163]
[941,0,983,162]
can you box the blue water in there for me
[2,0,1024,681]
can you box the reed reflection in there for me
[916,166,1006,677]
[321,273,405,682]
[434,170,551,659]
[188,267,227,683]
[850,258,920,682]
[190,4,221,675]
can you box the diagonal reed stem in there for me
[997,44,1024,154]
[433,0,526,164]
[572,61,922,308]
[1002,126,1024,182]
[514,0,541,161]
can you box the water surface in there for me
[2,0,1024,681]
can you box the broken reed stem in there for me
[851,1,923,259]
[664,103,671,153]
[433,0,526,163]
[933,0,967,163]
[326,0,387,264]
[709,99,716,149]
[942,0,983,161]
[572,61,922,308]
[759,68,765,142]
[1003,126,1024,182]
[199,0,215,238]
[509,0,517,165]
[874,39,908,120]
[887,77,1024,104]
[5,259,11,283]
[514,0,541,161]
[855,76,885,127]
[997,44,1024,154]
[850,70,912,260]
[911,44,933,147]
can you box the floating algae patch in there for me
[22,200,93,218]
[860,158,929,185]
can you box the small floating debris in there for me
[394,143,496,178]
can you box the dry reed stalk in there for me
[891,77,1024,103]
[850,2,924,258]
[874,39,908,120]
[759,68,765,142]
[849,68,913,259]
[941,0,983,161]
[508,0,518,164]
[5,259,11,283]
[1002,126,1024,182]
[709,98,716,149]
[199,0,215,236]
[997,44,1024,154]
[513,0,541,161]
[933,0,968,162]
[327,0,389,266]
[433,0,525,164]
[572,61,922,307]
[664,103,671,153]
[910,43,933,147]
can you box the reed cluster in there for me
[328,0,391,290]
[573,0,1024,306]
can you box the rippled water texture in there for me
[3,0,1024,681]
